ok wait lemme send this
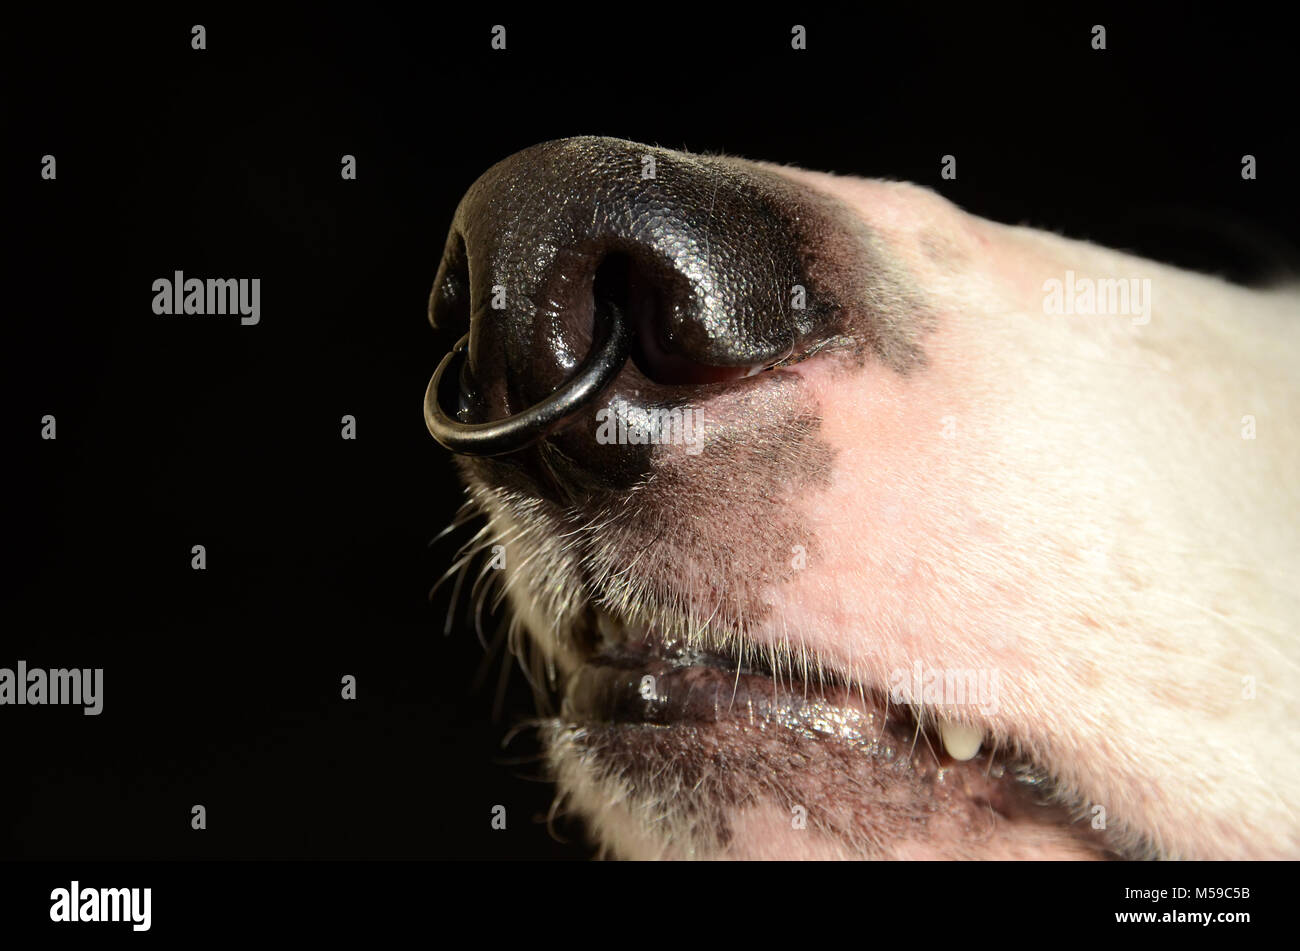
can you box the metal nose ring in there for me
[424,302,632,456]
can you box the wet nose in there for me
[424,135,852,462]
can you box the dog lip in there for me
[558,610,1127,857]
[563,646,797,727]
[560,640,895,742]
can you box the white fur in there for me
[461,170,1300,859]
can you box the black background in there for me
[2,7,1296,860]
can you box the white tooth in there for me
[940,719,983,761]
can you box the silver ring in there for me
[424,303,632,456]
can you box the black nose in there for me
[424,136,864,471]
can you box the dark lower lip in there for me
[562,645,918,760]
[562,649,827,727]
[558,645,1124,857]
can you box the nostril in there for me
[428,232,496,420]
[594,251,760,386]
[429,231,471,339]
[429,135,882,454]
